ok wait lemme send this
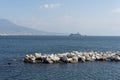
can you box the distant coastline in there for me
[0,32,64,36]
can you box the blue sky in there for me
[0,0,120,36]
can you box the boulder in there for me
[24,51,120,64]
[24,54,36,63]
[50,54,60,62]
[44,57,53,64]
[95,54,103,61]
[60,56,69,63]
[78,56,86,62]
[67,53,75,58]
[35,53,41,58]
[91,56,96,61]
[71,57,78,63]
[110,55,120,61]
[86,57,92,61]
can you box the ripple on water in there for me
[1,61,120,80]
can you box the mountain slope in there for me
[0,19,51,35]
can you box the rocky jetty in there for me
[24,51,120,64]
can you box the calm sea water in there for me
[1,36,120,80]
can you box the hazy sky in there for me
[0,0,120,36]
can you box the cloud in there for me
[40,3,62,9]
[112,8,120,14]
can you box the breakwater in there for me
[24,51,120,64]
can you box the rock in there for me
[110,55,120,61]
[35,53,41,58]
[67,53,75,58]
[35,58,42,63]
[91,56,96,61]
[43,57,53,64]
[24,54,36,63]
[60,56,69,63]
[66,57,78,63]
[95,54,103,61]
[49,54,60,62]
[24,51,120,64]
[115,56,120,61]
[78,56,86,62]
[86,57,92,61]
[71,57,78,63]
[67,58,73,63]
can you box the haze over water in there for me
[0,0,120,36]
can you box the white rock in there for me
[71,57,78,63]
[35,53,41,58]
[24,51,120,64]
[50,55,60,62]
[44,57,53,64]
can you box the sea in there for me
[0,36,120,80]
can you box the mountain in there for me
[0,19,57,36]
